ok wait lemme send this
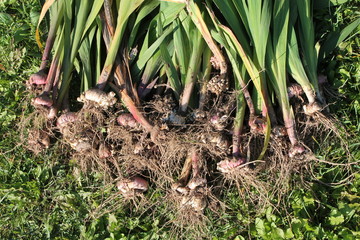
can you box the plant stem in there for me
[97,0,145,89]
[187,1,227,76]
[43,56,59,93]
[191,150,200,178]
[179,29,205,113]
[52,62,62,103]
[39,1,64,70]
[100,9,140,104]
[177,153,193,185]
[233,95,245,157]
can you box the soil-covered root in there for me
[19,106,54,154]
[160,149,224,239]
[86,183,154,221]
[297,109,350,155]
[161,187,214,240]
[32,92,53,107]
[106,124,178,186]
[116,113,141,129]
[217,162,273,211]
[161,177,225,240]
[264,138,308,202]
[144,95,178,126]
[71,150,114,179]
[28,69,48,86]
[77,88,117,109]
[116,176,149,197]
[26,128,51,154]
[62,108,116,177]
[249,116,267,134]
[58,107,107,152]
[56,112,77,130]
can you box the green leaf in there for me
[160,41,181,98]
[255,218,266,237]
[14,24,30,43]
[266,206,276,222]
[270,223,285,239]
[234,236,246,240]
[134,26,173,73]
[98,0,145,86]
[284,228,295,239]
[81,0,104,40]
[287,25,315,104]
[0,13,13,25]
[291,218,303,237]
[319,18,360,62]
[30,9,40,27]
[212,0,251,54]
[173,17,190,80]
[339,228,358,240]
[107,214,118,232]
[303,195,315,207]
[296,0,323,102]
[58,0,92,105]
[128,0,160,47]
[338,202,356,218]
[328,209,345,225]
[314,0,348,9]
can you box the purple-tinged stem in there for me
[39,4,63,71]
[43,56,59,93]
[191,150,200,178]
[39,27,56,70]
[52,62,61,103]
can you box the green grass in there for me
[0,0,359,239]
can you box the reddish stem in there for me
[283,109,298,146]
[52,62,62,103]
[39,18,58,70]
[109,82,158,141]
[191,150,200,178]
[43,56,59,93]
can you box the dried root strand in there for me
[27,129,51,154]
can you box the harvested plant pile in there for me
[22,0,358,235]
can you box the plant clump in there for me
[20,0,356,236]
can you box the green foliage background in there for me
[0,0,359,239]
